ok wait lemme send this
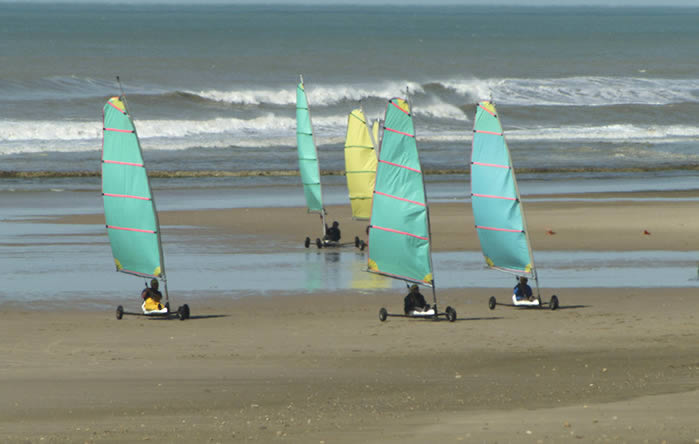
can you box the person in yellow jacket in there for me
[141,279,167,314]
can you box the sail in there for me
[470,101,534,277]
[344,108,377,220]
[367,98,433,287]
[102,96,164,279]
[296,81,323,213]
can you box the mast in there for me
[297,75,326,237]
[111,77,169,304]
[366,92,434,297]
[498,101,540,301]
[471,100,538,300]
[406,87,438,310]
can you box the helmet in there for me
[332,221,339,227]
[410,284,419,291]
[150,279,159,289]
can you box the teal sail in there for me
[367,97,434,287]
[102,96,165,281]
[296,78,324,214]
[470,101,535,279]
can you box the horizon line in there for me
[1,0,698,6]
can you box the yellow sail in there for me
[344,109,378,220]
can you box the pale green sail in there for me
[367,98,434,287]
[296,79,324,213]
[102,96,164,280]
[470,101,535,278]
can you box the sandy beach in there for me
[1,288,697,443]
[0,189,696,442]
[3,2,699,441]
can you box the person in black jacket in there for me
[324,220,341,242]
[404,284,429,314]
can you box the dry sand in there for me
[2,190,698,443]
[0,289,697,443]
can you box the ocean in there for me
[1,3,698,189]
[1,3,698,302]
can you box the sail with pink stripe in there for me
[470,100,536,278]
[367,97,434,287]
[101,96,165,280]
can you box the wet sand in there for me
[2,190,698,442]
[0,288,697,443]
[54,190,699,252]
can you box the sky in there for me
[1,0,698,5]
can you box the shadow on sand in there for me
[554,304,589,310]
[187,314,229,320]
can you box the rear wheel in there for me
[183,304,190,319]
[316,238,322,249]
[488,296,496,310]
[446,306,457,322]
[116,305,124,320]
[378,307,388,322]
[360,240,366,251]
[550,295,559,311]
[355,236,360,248]
[304,237,311,248]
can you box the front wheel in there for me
[304,237,311,248]
[316,238,322,249]
[488,296,496,310]
[360,240,366,251]
[446,306,457,322]
[116,305,124,320]
[549,295,559,311]
[355,236,360,248]
[378,307,388,322]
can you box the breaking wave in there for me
[439,76,699,106]
[5,75,698,109]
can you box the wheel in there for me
[446,306,457,322]
[378,307,388,322]
[550,295,559,311]
[116,305,124,320]
[360,240,366,251]
[182,304,190,319]
[488,296,496,310]
[316,238,322,249]
[355,236,360,248]
[304,237,311,248]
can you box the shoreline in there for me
[45,191,699,252]
[1,163,699,179]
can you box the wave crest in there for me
[440,76,699,106]
[189,80,425,106]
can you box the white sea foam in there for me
[440,77,699,106]
[0,114,297,143]
[414,102,469,121]
[425,124,699,145]
[189,81,425,106]
[187,76,699,108]
[506,124,699,142]
[2,115,698,155]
